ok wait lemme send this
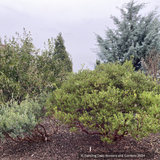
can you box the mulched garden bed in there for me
[0,116,160,160]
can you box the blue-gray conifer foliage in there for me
[94,0,160,74]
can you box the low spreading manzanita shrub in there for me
[45,56,160,144]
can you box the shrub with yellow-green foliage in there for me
[45,56,160,144]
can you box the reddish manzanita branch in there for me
[71,120,130,143]
[1,117,59,143]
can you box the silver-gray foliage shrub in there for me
[0,94,44,141]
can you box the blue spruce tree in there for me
[93,0,160,75]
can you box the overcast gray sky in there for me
[0,0,159,74]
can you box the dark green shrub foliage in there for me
[46,56,160,144]
[0,28,73,106]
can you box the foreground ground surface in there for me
[0,116,160,160]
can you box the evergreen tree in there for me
[53,32,73,73]
[93,0,160,75]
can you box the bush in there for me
[45,56,160,144]
[0,94,44,141]
[0,28,74,106]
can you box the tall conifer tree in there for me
[93,0,160,74]
[53,32,73,73]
